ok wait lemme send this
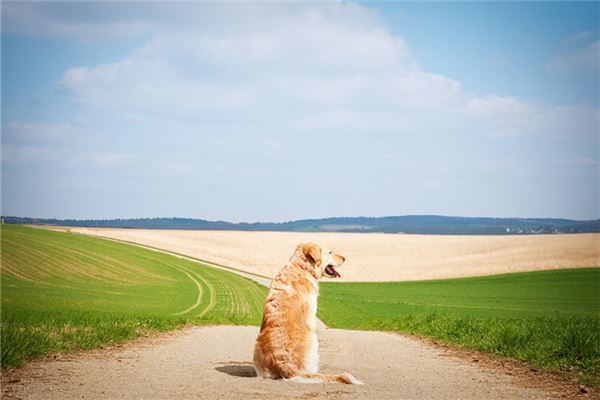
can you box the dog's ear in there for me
[302,243,321,266]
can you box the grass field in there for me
[318,268,600,384]
[3,224,599,387]
[0,225,267,368]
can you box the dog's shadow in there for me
[215,361,257,378]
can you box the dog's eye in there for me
[329,251,332,254]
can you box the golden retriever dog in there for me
[253,243,362,385]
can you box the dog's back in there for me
[253,262,318,379]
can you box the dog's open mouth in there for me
[325,264,341,278]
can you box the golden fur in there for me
[253,243,362,385]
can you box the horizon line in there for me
[3,214,599,224]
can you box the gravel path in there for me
[3,325,561,400]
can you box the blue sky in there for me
[2,1,598,221]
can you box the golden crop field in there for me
[53,227,600,282]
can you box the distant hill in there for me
[3,215,599,235]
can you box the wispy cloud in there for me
[565,30,593,44]
[80,152,193,175]
[549,40,599,72]
[3,122,76,145]
[2,2,152,39]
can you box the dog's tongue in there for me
[326,265,341,278]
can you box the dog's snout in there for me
[338,255,346,264]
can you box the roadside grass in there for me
[1,225,267,369]
[318,268,600,385]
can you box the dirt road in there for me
[3,325,565,400]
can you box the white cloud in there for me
[53,2,597,147]
[56,4,467,130]
[58,24,595,144]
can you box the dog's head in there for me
[291,243,345,279]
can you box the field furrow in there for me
[0,225,267,368]
[171,268,205,316]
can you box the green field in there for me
[0,225,267,368]
[318,268,600,384]
[3,224,599,386]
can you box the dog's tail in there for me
[288,372,363,385]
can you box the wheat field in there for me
[48,227,599,282]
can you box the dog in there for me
[253,243,362,384]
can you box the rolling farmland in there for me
[54,227,600,282]
[3,224,599,389]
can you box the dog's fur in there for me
[253,243,362,385]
